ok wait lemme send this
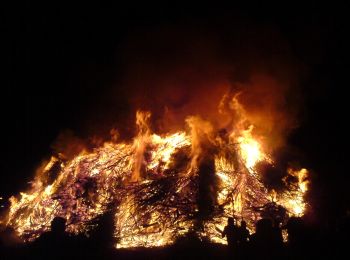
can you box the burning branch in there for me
[3,100,309,248]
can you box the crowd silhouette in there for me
[1,213,349,259]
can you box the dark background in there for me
[2,3,349,224]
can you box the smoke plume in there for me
[115,19,301,153]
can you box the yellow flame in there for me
[235,125,271,172]
[278,168,309,216]
[3,106,310,248]
[234,192,242,213]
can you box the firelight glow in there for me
[2,93,309,248]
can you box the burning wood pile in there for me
[1,93,309,248]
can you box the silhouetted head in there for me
[228,217,235,226]
[256,218,273,234]
[286,217,303,236]
[51,217,66,234]
[241,220,247,228]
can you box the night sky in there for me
[2,3,349,224]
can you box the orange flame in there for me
[2,92,310,248]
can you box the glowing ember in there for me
[1,96,309,248]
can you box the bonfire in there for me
[1,92,309,248]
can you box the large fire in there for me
[1,92,309,248]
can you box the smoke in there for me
[51,129,86,160]
[45,17,303,199]
[222,73,300,152]
[115,18,302,152]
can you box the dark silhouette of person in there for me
[272,219,284,257]
[87,209,116,258]
[236,220,250,259]
[249,218,284,259]
[285,217,309,259]
[238,220,250,244]
[32,217,71,259]
[222,217,239,257]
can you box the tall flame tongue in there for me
[3,99,309,248]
